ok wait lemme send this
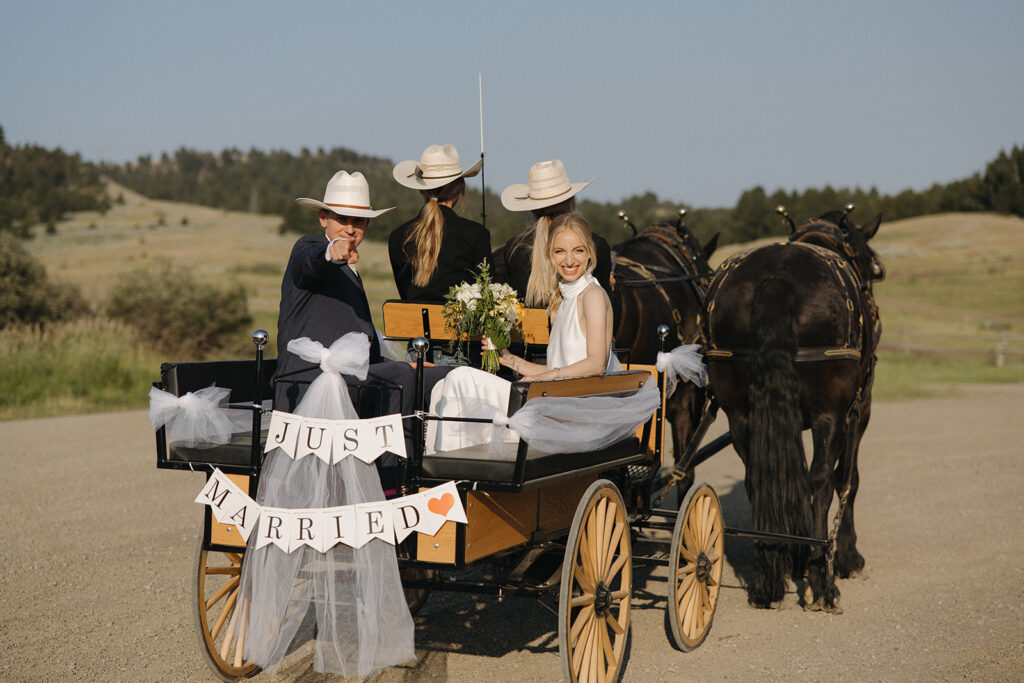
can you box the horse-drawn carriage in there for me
[153,205,884,681]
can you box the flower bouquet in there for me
[442,261,526,374]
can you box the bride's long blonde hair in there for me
[544,213,597,318]
[402,178,466,287]
[510,197,576,307]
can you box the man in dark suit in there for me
[276,171,450,483]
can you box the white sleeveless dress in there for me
[429,274,616,452]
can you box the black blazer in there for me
[275,233,381,408]
[388,205,492,303]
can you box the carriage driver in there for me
[276,170,452,484]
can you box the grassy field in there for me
[8,186,1022,419]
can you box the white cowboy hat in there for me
[393,144,482,191]
[500,159,593,212]
[296,170,395,218]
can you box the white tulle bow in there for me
[656,344,708,396]
[148,385,234,447]
[285,333,371,422]
[287,333,370,379]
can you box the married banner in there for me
[264,411,406,464]
[194,469,466,552]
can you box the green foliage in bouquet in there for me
[442,261,526,373]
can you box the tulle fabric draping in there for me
[148,385,234,447]
[431,344,707,457]
[235,333,414,677]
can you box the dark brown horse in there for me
[611,219,718,499]
[701,208,883,611]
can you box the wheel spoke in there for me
[705,519,722,551]
[590,622,602,683]
[677,567,696,600]
[605,612,625,636]
[572,613,594,672]
[595,497,607,576]
[574,560,596,594]
[696,583,706,633]
[601,500,617,575]
[205,575,240,610]
[599,622,615,682]
[571,593,595,608]
[579,615,597,682]
[570,605,594,647]
[679,563,695,575]
[680,545,697,563]
[701,580,713,614]
[233,600,248,667]
[606,550,628,587]
[699,495,711,543]
[683,511,697,550]
[204,566,239,576]
[219,594,241,660]
[602,520,624,580]
[209,587,238,640]
[610,588,629,601]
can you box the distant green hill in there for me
[0,125,111,237]
[97,142,1024,248]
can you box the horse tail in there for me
[746,277,811,606]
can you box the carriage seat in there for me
[156,357,276,472]
[417,370,653,487]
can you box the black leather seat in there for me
[418,437,640,484]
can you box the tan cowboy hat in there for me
[393,144,482,191]
[296,170,395,218]
[500,159,593,212]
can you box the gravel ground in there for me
[1,384,1022,682]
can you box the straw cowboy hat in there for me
[393,144,482,191]
[296,171,395,218]
[500,159,593,212]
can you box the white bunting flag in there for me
[195,470,246,523]
[322,505,357,551]
[255,507,291,551]
[354,501,395,547]
[284,508,323,553]
[330,421,361,463]
[391,491,425,543]
[264,411,301,457]
[415,482,468,536]
[296,418,334,463]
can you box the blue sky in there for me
[2,0,1022,208]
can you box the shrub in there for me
[0,232,88,328]
[106,260,252,357]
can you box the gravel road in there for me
[1,385,1022,682]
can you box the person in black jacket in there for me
[276,171,450,481]
[499,160,612,306]
[389,144,491,303]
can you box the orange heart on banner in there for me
[427,493,454,517]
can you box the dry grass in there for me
[23,188,1024,407]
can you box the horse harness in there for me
[613,225,711,346]
[700,238,876,364]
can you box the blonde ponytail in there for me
[402,179,466,287]
[525,215,557,307]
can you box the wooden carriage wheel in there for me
[667,481,724,652]
[191,527,260,681]
[558,480,632,683]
